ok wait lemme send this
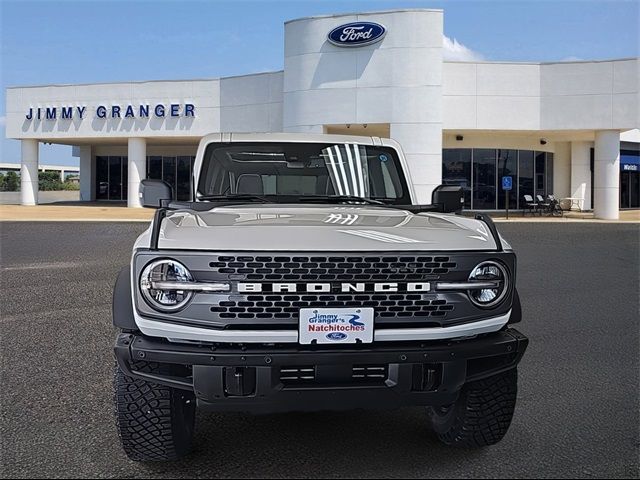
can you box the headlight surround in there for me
[140,259,194,312]
[467,260,509,308]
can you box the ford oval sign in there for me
[326,332,348,341]
[327,22,386,47]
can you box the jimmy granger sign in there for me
[25,103,196,120]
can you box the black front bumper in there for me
[115,329,528,414]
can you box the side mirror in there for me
[139,179,173,208]
[432,185,464,213]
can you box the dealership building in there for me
[5,9,639,218]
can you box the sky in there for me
[1,0,638,166]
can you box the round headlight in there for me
[140,259,194,312]
[467,261,509,308]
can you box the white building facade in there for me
[5,9,639,218]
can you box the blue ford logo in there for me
[327,22,386,47]
[326,332,347,341]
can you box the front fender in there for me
[508,289,522,324]
[113,266,138,331]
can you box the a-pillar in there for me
[127,138,146,208]
[21,139,39,205]
[593,130,620,220]
[79,145,94,202]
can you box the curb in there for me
[492,219,640,224]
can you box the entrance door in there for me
[631,171,640,208]
[109,156,122,200]
[95,156,127,201]
[146,155,195,201]
[620,170,640,209]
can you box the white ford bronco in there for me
[113,133,528,461]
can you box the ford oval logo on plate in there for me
[326,332,348,341]
[327,22,386,47]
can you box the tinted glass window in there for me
[122,158,128,200]
[176,156,192,201]
[519,151,534,205]
[443,148,556,210]
[535,151,546,199]
[631,172,640,208]
[473,149,496,209]
[96,156,109,200]
[147,156,162,180]
[546,153,554,198]
[162,157,176,198]
[621,171,631,208]
[109,156,122,200]
[497,149,517,209]
[442,149,471,208]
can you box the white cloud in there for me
[443,36,485,62]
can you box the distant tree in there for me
[39,171,64,191]
[0,173,5,191]
[4,171,19,191]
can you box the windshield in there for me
[197,142,411,204]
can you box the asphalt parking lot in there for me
[1,221,638,479]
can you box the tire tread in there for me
[430,368,518,448]
[114,361,193,461]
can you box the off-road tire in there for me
[427,368,518,448]
[114,361,196,461]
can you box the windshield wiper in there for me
[197,194,276,203]
[297,195,387,206]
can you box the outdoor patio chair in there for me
[523,195,539,216]
[537,194,552,214]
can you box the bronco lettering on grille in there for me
[237,282,431,293]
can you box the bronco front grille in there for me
[208,255,457,282]
[210,294,454,319]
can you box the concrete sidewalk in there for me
[490,209,640,223]
[0,203,154,222]
[0,202,638,223]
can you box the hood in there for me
[143,204,499,252]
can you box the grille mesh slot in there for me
[279,365,388,386]
[279,367,315,385]
[209,255,456,282]
[210,294,454,319]
[352,365,388,382]
[206,254,458,322]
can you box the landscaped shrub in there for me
[61,180,80,191]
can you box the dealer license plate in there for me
[299,307,374,345]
